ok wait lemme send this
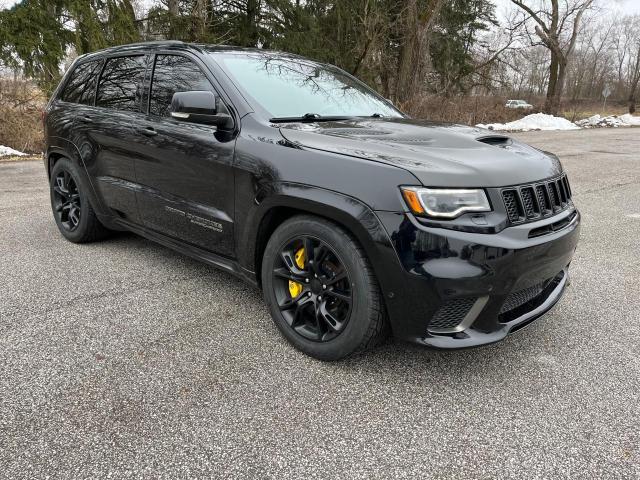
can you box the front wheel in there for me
[261,215,387,361]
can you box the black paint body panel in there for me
[43,42,581,349]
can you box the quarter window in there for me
[61,60,102,105]
[96,56,146,112]
[149,55,213,117]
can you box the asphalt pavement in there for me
[1,128,638,479]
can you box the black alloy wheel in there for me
[49,157,110,243]
[52,169,82,232]
[273,236,353,342]
[262,215,387,360]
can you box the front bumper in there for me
[375,208,580,349]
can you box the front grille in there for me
[501,174,573,224]
[520,187,538,218]
[502,190,521,222]
[428,297,476,332]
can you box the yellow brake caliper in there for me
[288,247,305,298]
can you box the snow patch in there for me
[575,113,640,128]
[0,145,26,157]
[477,113,581,132]
[619,114,640,126]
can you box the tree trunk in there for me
[168,0,179,39]
[244,0,261,47]
[551,58,568,116]
[394,0,418,104]
[544,53,559,113]
[394,0,443,105]
[193,0,207,41]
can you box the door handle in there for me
[138,127,158,137]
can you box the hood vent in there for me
[476,135,512,148]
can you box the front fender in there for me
[237,182,414,336]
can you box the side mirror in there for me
[170,91,233,129]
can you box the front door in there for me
[134,53,236,257]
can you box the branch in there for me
[510,0,549,34]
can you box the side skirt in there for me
[115,218,258,287]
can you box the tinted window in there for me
[150,55,213,117]
[96,56,146,112]
[61,60,102,105]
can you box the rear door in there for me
[133,53,236,257]
[78,54,149,223]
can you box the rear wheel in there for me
[50,158,110,243]
[261,215,387,360]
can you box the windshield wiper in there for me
[269,113,356,123]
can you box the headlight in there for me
[400,187,491,219]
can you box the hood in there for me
[277,118,563,187]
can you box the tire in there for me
[261,215,388,361]
[49,157,110,243]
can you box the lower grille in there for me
[428,297,477,332]
[500,281,548,314]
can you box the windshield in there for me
[211,52,402,119]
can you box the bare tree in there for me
[510,0,595,114]
[621,16,640,113]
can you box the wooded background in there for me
[0,0,639,153]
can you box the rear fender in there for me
[46,139,112,221]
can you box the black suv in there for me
[44,41,580,360]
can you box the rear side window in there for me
[96,56,146,112]
[149,55,213,117]
[60,60,102,105]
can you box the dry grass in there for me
[0,154,41,163]
[0,108,44,154]
[0,79,45,154]
[562,99,630,122]
[404,95,541,125]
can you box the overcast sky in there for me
[492,0,640,18]
[2,0,640,16]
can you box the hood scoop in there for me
[476,135,512,148]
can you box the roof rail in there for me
[78,40,188,58]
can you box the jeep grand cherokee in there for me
[43,41,580,360]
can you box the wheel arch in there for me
[45,143,111,219]
[242,183,403,294]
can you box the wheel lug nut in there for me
[318,296,322,300]
[314,274,318,278]
[308,292,312,297]
[322,284,326,289]
[305,279,309,283]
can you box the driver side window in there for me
[149,55,221,118]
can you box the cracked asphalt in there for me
[1,128,639,479]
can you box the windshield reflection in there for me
[212,52,402,119]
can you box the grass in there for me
[0,154,41,163]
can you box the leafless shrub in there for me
[405,95,540,125]
[0,79,45,153]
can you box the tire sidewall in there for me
[50,158,92,242]
[262,217,375,360]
